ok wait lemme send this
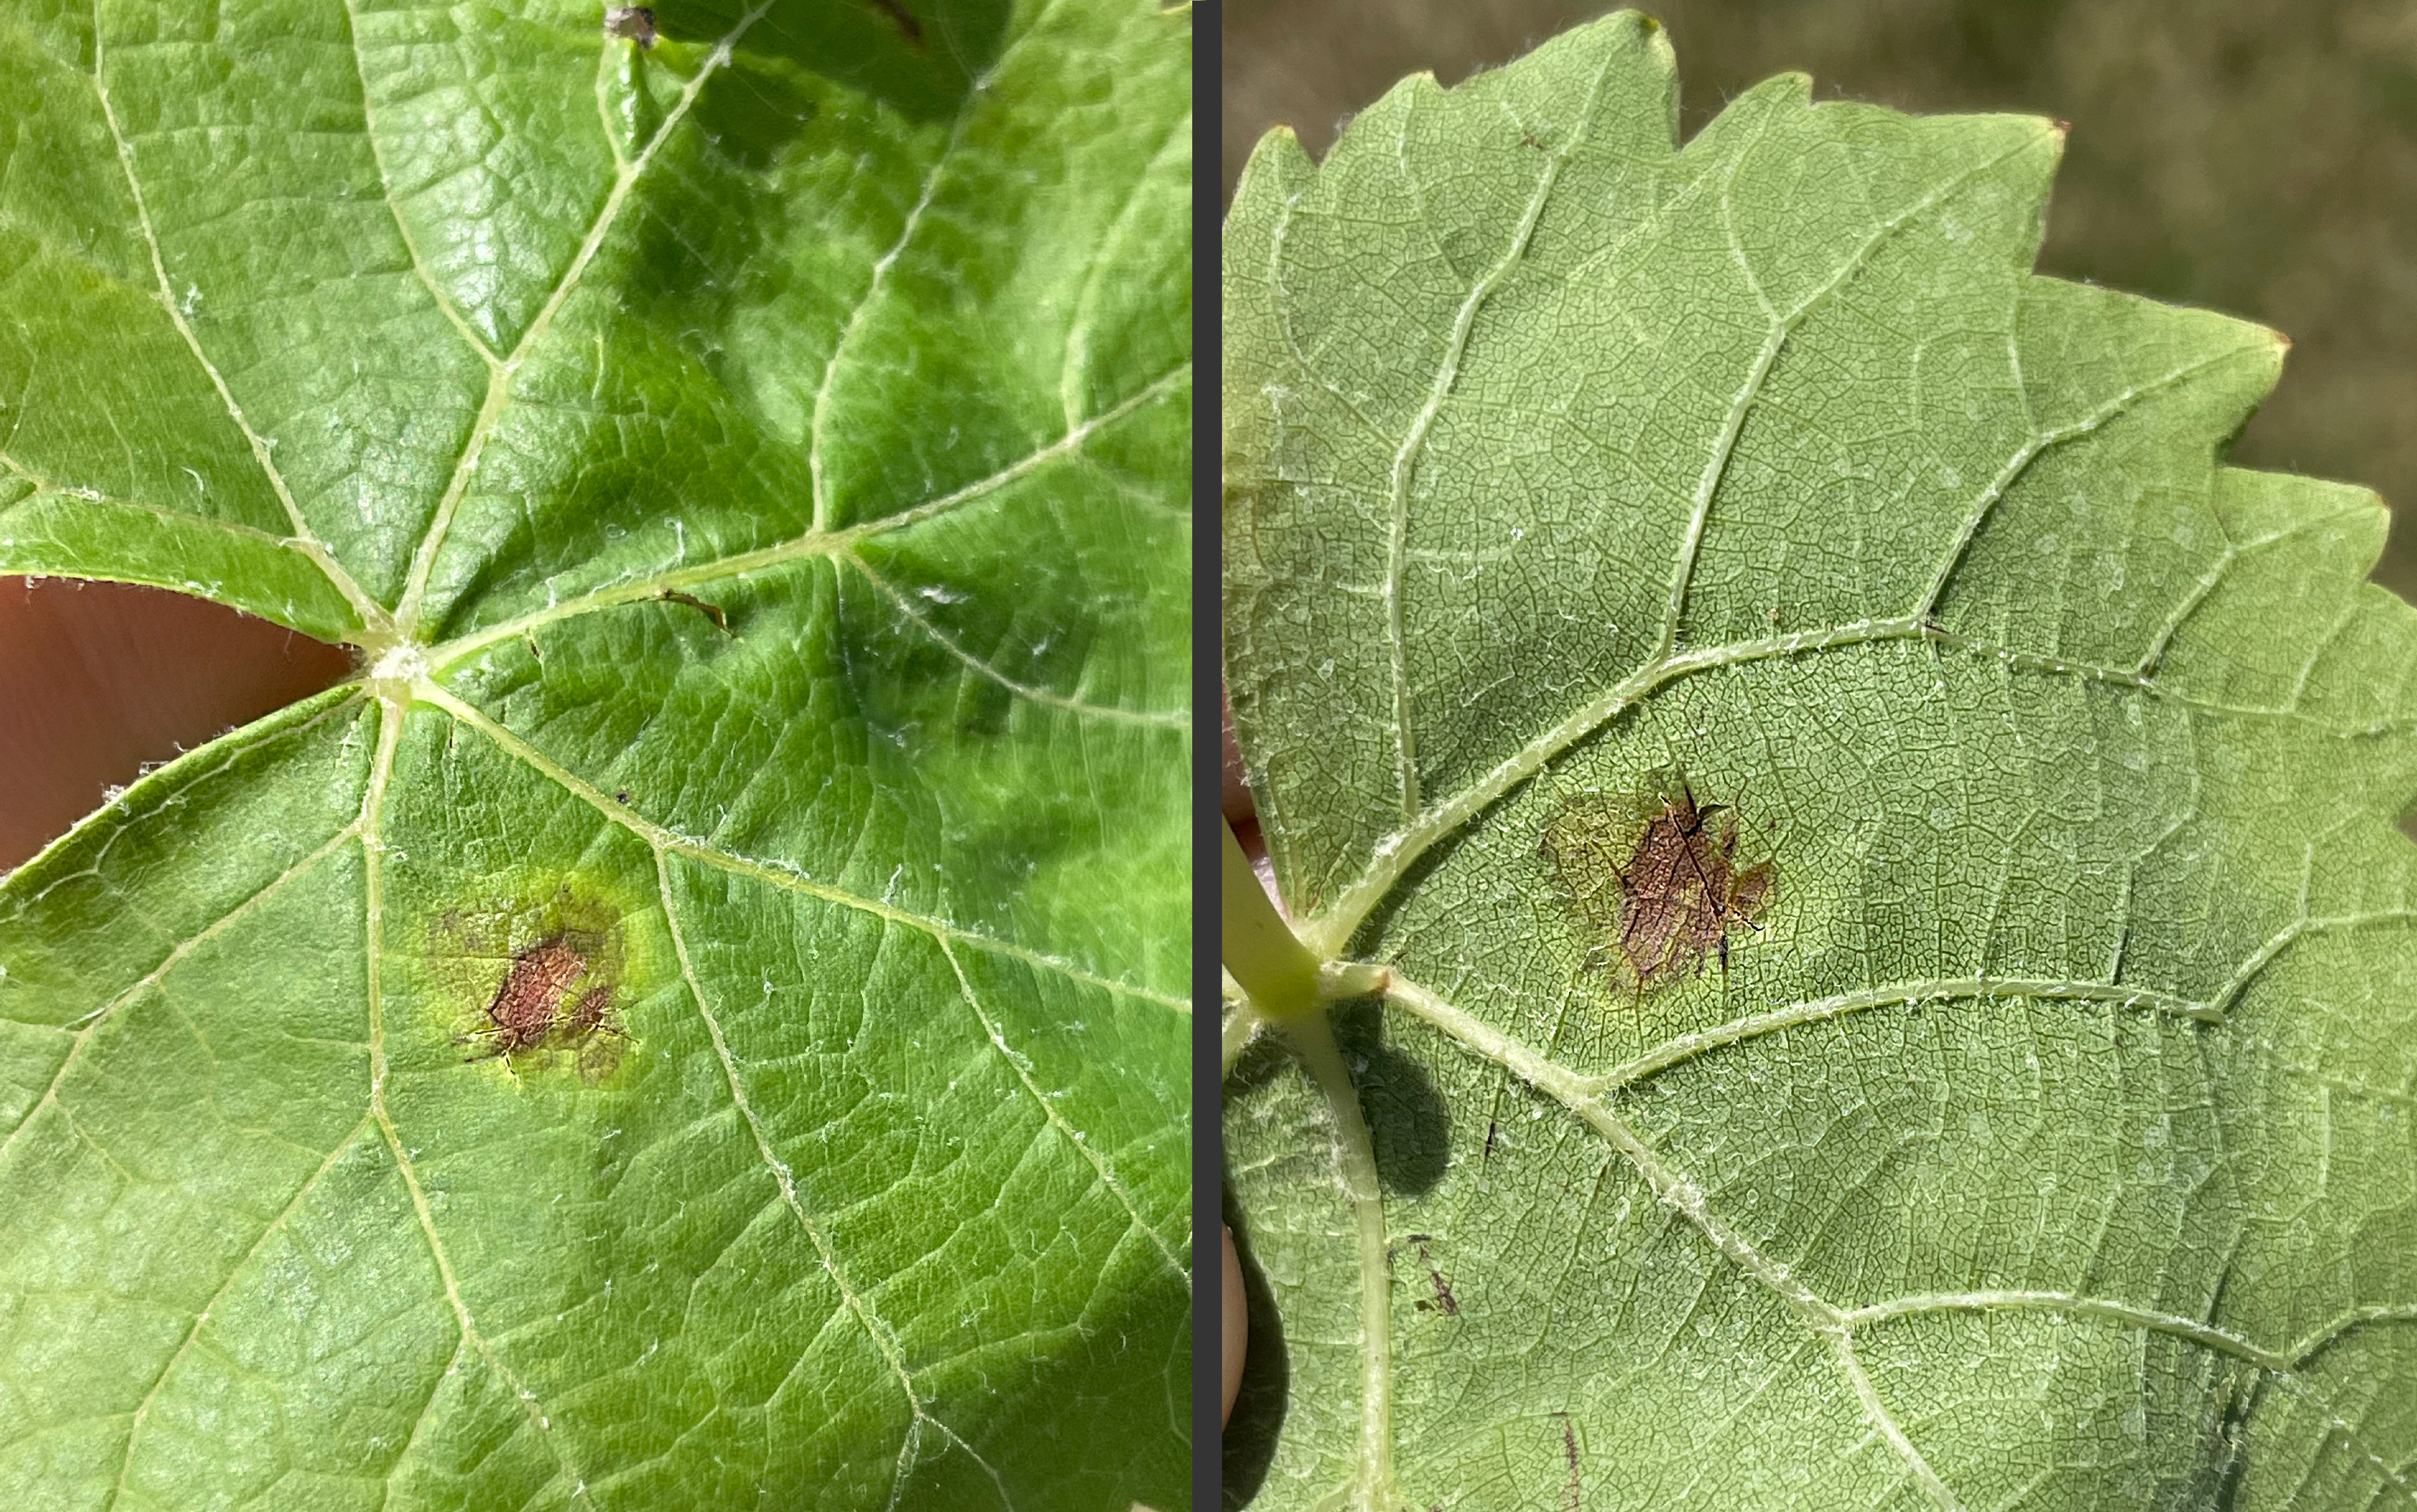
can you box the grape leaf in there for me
[1222,15,2417,1509]
[0,2,1190,1508]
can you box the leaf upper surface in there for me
[0,2,1191,1509]
[1224,15,2417,1510]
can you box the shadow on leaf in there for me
[1221,1179,1289,1509]
[1333,995,1450,1198]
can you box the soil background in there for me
[1223,0,2417,593]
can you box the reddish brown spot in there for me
[1542,776,1773,989]
[468,935,587,1058]
[866,0,924,43]
[657,588,731,634]
[604,6,656,47]
[567,984,622,1038]
[1414,1238,1459,1316]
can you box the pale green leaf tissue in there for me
[1225,15,2417,1509]
[0,2,1191,1508]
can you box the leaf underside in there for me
[1225,15,2417,1511]
[0,2,1191,1509]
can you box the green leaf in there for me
[0,2,1190,1508]
[1223,14,2417,1509]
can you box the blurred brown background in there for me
[0,579,352,870]
[1224,0,2417,594]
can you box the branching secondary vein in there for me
[379,1111,598,1509]
[336,0,503,367]
[413,681,1187,1013]
[0,460,306,557]
[425,360,1191,671]
[357,688,594,1507]
[847,555,1188,730]
[85,3,388,636]
[660,848,1013,1507]
[1378,55,1611,828]
[1305,603,2406,956]
[808,19,1016,536]
[393,0,776,630]
[657,849,925,1413]
[1375,970,1965,1504]
[1355,965,2417,1504]
[938,937,1185,1273]
[108,1114,377,1509]
[0,806,363,1165]
[1062,110,1192,431]
[1591,975,2218,1092]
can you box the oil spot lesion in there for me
[1540,768,1775,994]
[422,882,643,1083]
[1554,1411,1581,1512]
[604,6,657,48]
[656,588,732,635]
[456,934,630,1076]
[1400,1233,1459,1316]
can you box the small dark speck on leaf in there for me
[1559,1413,1581,1511]
[658,588,732,634]
[1412,1237,1459,1316]
[615,790,631,804]
[867,0,924,44]
[605,6,657,48]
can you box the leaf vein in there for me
[377,1112,597,1510]
[658,846,1013,1504]
[84,5,386,633]
[413,681,1187,1013]
[334,0,504,366]
[0,819,361,1165]
[375,1336,465,1500]
[0,467,319,555]
[845,554,1188,729]
[807,0,1054,536]
[1311,604,2406,954]
[1381,52,1612,823]
[426,360,1189,670]
[1668,130,2049,660]
[1058,107,1191,430]
[1916,347,2264,618]
[1380,970,1980,1504]
[392,1,775,631]
[935,936,1182,1272]
[105,1116,378,1511]
[1595,975,2218,1091]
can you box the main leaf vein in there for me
[414,681,1187,1013]
[392,0,775,629]
[84,3,386,634]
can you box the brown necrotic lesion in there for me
[458,935,625,1065]
[430,888,633,1079]
[1541,771,1774,991]
[466,935,587,1056]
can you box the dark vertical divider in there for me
[1191,5,1226,1510]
